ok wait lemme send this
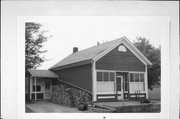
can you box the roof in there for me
[49,36,152,70]
[28,69,59,78]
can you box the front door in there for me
[116,75,123,100]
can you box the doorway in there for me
[116,74,123,100]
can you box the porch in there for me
[95,71,148,101]
[26,69,59,101]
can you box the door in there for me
[116,75,123,100]
[44,79,51,99]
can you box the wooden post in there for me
[35,77,37,101]
[30,77,32,100]
[145,66,148,99]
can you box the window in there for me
[135,74,139,82]
[130,73,134,82]
[33,85,41,92]
[140,73,144,82]
[97,72,102,81]
[130,73,145,83]
[96,71,115,93]
[97,71,115,82]
[104,72,109,81]
[45,82,50,90]
[110,72,115,81]
[129,73,145,91]
[118,45,127,52]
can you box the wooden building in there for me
[26,36,152,102]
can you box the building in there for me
[26,36,152,102]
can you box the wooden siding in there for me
[96,44,145,71]
[54,64,92,92]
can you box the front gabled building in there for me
[27,36,152,102]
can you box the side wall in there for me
[96,44,145,71]
[54,64,92,92]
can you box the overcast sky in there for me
[27,16,168,69]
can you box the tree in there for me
[133,37,161,90]
[25,22,49,75]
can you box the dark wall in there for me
[54,64,92,92]
[96,44,145,71]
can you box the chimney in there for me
[73,47,78,53]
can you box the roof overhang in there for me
[28,69,59,78]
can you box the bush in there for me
[51,84,92,107]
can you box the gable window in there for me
[118,45,127,52]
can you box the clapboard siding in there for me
[54,64,92,92]
[96,44,145,71]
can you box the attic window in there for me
[118,45,127,52]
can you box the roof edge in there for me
[49,59,92,71]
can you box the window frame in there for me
[96,71,115,82]
[130,73,145,83]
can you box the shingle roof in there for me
[28,69,59,78]
[49,38,121,70]
[49,36,152,70]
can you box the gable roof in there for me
[49,36,152,70]
[28,69,59,78]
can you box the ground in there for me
[26,101,112,113]
[26,100,160,113]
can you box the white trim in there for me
[98,96,115,99]
[35,77,37,101]
[96,69,145,73]
[129,91,146,94]
[96,92,116,94]
[92,61,97,101]
[122,40,147,65]
[124,38,152,65]
[145,65,148,98]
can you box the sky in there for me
[27,16,168,69]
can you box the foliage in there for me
[25,22,49,75]
[133,37,161,89]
